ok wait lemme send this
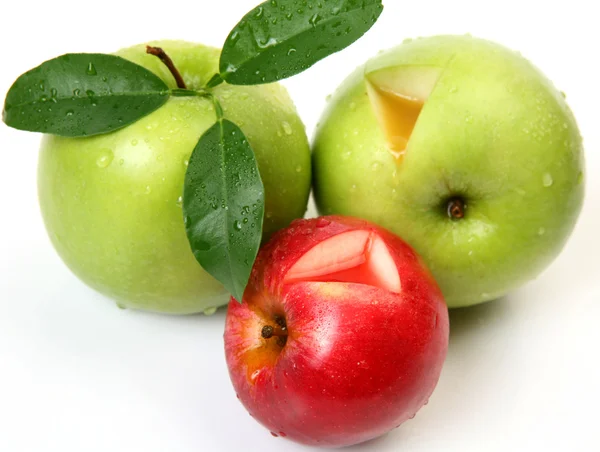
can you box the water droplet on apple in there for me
[96,150,114,168]
[234,220,242,231]
[316,218,331,228]
[409,414,416,419]
[465,115,473,124]
[279,432,287,437]
[116,303,127,310]
[145,185,152,194]
[282,121,293,135]
[131,139,138,146]
[203,306,217,316]
[270,432,279,437]
[183,159,189,167]
[449,86,458,93]
[176,196,183,207]
[538,227,546,236]
[542,173,553,187]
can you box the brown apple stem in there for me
[146,46,187,89]
[261,325,288,339]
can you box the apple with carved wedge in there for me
[224,216,449,447]
[313,35,585,308]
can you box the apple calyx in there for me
[262,315,288,344]
[365,66,441,161]
[146,46,187,89]
[446,197,466,220]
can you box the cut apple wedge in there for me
[366,66,441,160]
[284,230,401,294]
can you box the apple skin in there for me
[225,216,448,447]
[38,41,311,314]
[312,35,585,308]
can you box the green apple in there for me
[313,35,584,308]
[38,41,311,314]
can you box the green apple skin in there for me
[38,41,311,314]
[313,35,584,308]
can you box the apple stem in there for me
[261,325,287,339]
[146,46,187,90]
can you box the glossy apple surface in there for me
[313,35,585,308]
[225,216,448,447]
[38,41,311,314]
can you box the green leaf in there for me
[2,53,169,136]
[220,0,384,85]
[183,119,264,302]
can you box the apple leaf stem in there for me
[145,46,187,89]
[205,73,224,89]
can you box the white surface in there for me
[1,0,599,450]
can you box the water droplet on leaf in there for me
[86,62,97,76]
[309,13,322,26]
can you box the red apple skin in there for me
[224,216,449,447]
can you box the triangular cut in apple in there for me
[284,230,401,294]
[366,66,442,160]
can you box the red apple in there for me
[224,216,449,447]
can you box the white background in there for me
[1,0,599,451]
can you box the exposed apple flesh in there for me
[284,229,401,293]
[225,216,449,447]
[313,36,585,308]
[366,66,441,159]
